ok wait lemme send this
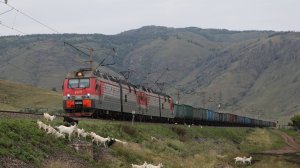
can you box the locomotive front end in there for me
[62,69,96,117]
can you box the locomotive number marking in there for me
[75,90,83,94]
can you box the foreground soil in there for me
[262,130,300,154]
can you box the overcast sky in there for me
[0,0,299,36]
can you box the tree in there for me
[290,114,300,130]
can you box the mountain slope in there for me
[0,80,61,112]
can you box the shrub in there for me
[290,114,300,130]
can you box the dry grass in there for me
[239,128,284,153]
[0,80,62,112]
[253,157,299,168]
[244,129,272,147]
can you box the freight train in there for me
[62,68,276,127]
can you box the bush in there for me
[290,115,300,130]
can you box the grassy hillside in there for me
[1,116,299,168]
[0,80,62,112]
[1,26,300,123]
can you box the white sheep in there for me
[80,132,89,140]
[37,120,42,129]
[76,128,85,138]
[37,120,48,131]
[114,138,128,145]
[46,125,57,134]
[234,156,245,164]
[151,136,158,141]
[53,131,66,139]
[43,113,56,122]
[89,132,102,146]
[90,132,111,147]
[244,156,252,164]
[56,124,77,141]
[146,163,163,168]
[132,161,147,168]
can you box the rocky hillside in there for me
[1,26,300,123]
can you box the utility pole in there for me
[87,48,94,70]
[176,89,180,104]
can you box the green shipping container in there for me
[174,104,193,119]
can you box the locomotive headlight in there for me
[87,93,90,98]
[67,94,70,99]
[76,71,83,77]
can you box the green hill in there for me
[0,80,62,112]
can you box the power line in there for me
[0,1,60,34]
[6,62,32,74]
[0,21,26,34]
[0,7,13,16]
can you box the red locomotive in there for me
[62,68,174,122]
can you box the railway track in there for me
[0,110,41,115]
[0,110,43,119]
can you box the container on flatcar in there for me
[174,104,193,119]
[192,107,205,121]
[206,109,215,121]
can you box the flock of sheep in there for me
[37,113,163,167]
[37,113,127,147]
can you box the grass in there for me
[239,128,285,153]
[280,128,300,141]
[0,118,70,166]
[0,116,297,168]
[69,120,288,167]
[0,80,62,113]
[250,155,300,168]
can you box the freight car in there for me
[62,68,275,127]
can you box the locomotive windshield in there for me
[68,79,90,88]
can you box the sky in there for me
[0,0,300,36]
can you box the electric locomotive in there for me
[62,68,175,122]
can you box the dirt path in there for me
[262,130,300,154]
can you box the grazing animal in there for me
[53,131,65,139]
[80,132,89,140]
[37,120,47,130]
[234,157,245,164]
[146,163,163,168]
[131,161,147,168]
[244,156,252,164]
[90,132,106,146]
[151,136,158,141]
[56,124,77,141]
[90,132,113,147]
[43,113,56,122]
[76,128,85,138]
[106,138,116,147]
[114,138,128,145]
[46,125,57,134]
[63,116,79,125]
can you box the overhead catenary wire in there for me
[6,61,32,74]
[0,1,60,34]
[0,7,13,16]
[0,21,26,34]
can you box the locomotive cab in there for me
[63,69,96,116]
